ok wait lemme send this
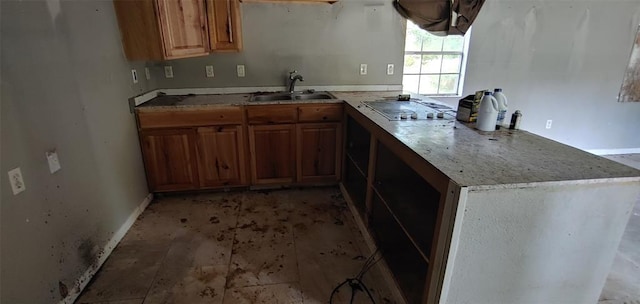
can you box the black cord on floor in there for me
[329,249,382,304]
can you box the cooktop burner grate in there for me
[362,100,455,121]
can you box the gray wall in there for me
[1,1,150,302]
[150,0,640,150]
[149,0,405,88]
[435,0,640,150]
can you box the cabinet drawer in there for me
[298,104,343,122]
[246,105,298,124]
[138,107,242,129]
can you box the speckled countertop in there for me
[136,92,344,111]
[335,92,640,187]
[136,90,640,187]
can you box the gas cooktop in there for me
[362,100,455,121]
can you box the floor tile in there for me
[290,191,393,304]
[226,193,298,288]
[75,241,169,303]
[222,283,303,304]
[143,265,227,304]
[76,188,401,304]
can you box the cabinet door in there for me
[140,129,199,192]
[156,0,209,59]
[249,124,296,184]
[206,0,243,51]
[196,126,247,188]
[297,123,342,183]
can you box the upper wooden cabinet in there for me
[241,0,337,3]
[113,0,243,61]
[156,0,209,59]
[206,0,243,51]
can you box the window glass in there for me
[441,55,462,73]
[438,75,459,94]
[403,75,420,93]
[404,55,421,74]
[419,75,440,95]
[402,21,470,96]
[421,55,442,74]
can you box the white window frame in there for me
[402,25,472,97]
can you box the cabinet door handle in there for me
[227,0,233,43]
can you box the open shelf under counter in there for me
[371,185,435,263]
[370,189,430,304]
[343,154,368,217]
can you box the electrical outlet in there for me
[205,65,215,78]
[164,66,174,78]
[360,64,368,75]
[46,151,61,174]
[387,64,394,75]
[546,120,553,129]
[145,67,151,80]
[237,65,245,77]
[8,167,25,195]
[131,69,138,84]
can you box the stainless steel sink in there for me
[295,93,335,100]
[250,94,293,102]
[250,91,336,102]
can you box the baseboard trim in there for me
[59,193,153,304]
[585,148,640,155]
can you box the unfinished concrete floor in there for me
[600,154,640,304]
[75,187,398,304]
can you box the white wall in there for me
[441,181,640,303]
[435,0,640,150]
[1,1,150,302]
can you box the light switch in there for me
[360,64,368,75]
[145,67,151,80]
[46,151,61,174]
[131,69,138,84]
[387,64,394,75]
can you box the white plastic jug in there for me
[494,88,508,127]
[476,92,499,131]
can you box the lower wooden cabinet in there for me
[297,123,342,183]
[249,124,296,185]
[196,126,246,188]
[137,103,343,191]
[140,129,199,191]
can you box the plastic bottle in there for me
[476,92,499,131]
[509,110,522,130]
[493,88,508,129]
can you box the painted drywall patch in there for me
[619,25,640,102]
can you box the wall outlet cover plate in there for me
[8,167,25,195]
[206,65,215,78]
[237,65,246,77]
[46,151,61,174]
[164,66,174,78]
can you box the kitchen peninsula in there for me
[135,90,640,304]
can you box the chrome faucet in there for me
[288,70,304,93]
